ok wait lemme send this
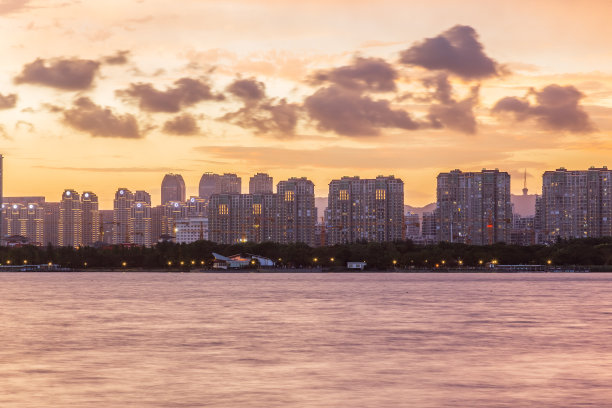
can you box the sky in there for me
[2,0,612,208]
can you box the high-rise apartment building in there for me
[405,212,420,240]
[540,167,612,242]
[135,190,152,205]
[186,196,207,217]
[276,177,316,246]
[42,202,60,246]
[59,189,82,247]
[4,203,22,237]
[22,203,44,245]
[249,173,273,194]
[112,188,134,244]
[161,174,186,205]
[436,169,512,245]
[327,176,404,244]
[81,192,99,246]
[131,201,152,247]
[99,209,114,244]
[175,217,208,244]
[198,172,241,199]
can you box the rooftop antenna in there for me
[522,169,528,196]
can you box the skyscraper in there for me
[540,167,612,242]
[327,176,404,244]
[59,189,82,247]
[436,169,512,245]
[81,191,100,246]
[112,188,134,244]
[42,202,60,246]
[198,172,241,199]
[161,174,186,205]
[131,201,152,247]
[135,190,152,205]
[249,173,273,194]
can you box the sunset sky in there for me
[2,0,612,208]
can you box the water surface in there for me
[2,272,612,407]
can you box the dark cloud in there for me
[222,99,300,136]
[15,58,100,90]
[118,78,223,113]
[399,25,501,80]
[304,85,419,136]
[223,77,299,136]
[0,93,17,109]
[423,74,479,134]
[163,113,200,135]
[103,50,130,65]
[312,57,398,92]
[63,97,142,138]
[227,78,266,103]
[492,84,595,133]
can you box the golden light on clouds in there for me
[1,0,612,207]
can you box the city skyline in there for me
[2,1,612,207]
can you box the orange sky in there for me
[1,0,612,208]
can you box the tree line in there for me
[1,237,612,270]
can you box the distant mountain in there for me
[405,203,436,217]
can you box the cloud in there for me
[118,77,223,113]
[304,85,419,136]
[423,74,479,134]
[226,77,266,103]
[0,125,10,140]
[15,58,100,90]
[102,50,130,65]
[311,57,398,92]
[15,120,34,132]
[222,77,299,136]
[399,25,501,80]
[492,84,595,133]
[0,93,17,109]
[33,165,186,173]
[0,0,30,15]
[63,97,142,138]
[163,113,200,135]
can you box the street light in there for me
[167,261,172,266]
[23,260,28,265]
[392,260,397,265]
[330,257,335,262]
[458,259,463,266]
[478,259,483,265]
[441,260,446,265]
[547,259,552,265]
[313,257,318,263]
[122,261,127,267]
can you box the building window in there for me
[339,190,349,200]
[285,191,295,202]
[218,204,228,215]
[376,189,386,200]
[253,204,262,215]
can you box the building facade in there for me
[249,173,273,194]
[327,176,404,244]
[81,192,99,246]
[131,201,152,247]
[112,188,134,244]
[199,172,241,199]
[59,189,82,247]
[436,169,512,245]
[540,167,612,242]
[161,174,186,205]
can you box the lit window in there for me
[253,204,262,215]
[285,191,295,202]
[218,204,228,215]
[376,189,386,200]
[339,190,349,200]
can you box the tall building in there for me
[131,201,152,247]
[540,167,612,242]
[276,177,316,246]
[135,190,152,205]
[249,173,273,194]
[42,202,60,246]
[161,174,186,205]
[198,172,241,199]
[81,191,100,246]
[421,211,437,244]
[436,169,512,245]
[175,217,208,244]
[186,196,207,217]
[405,212,420,240]
[151,205,163,243]
[99,209,114,244]
[4,203,23,237]
[59,189,82,247]
[327,176,404,244]
[208,194,260,244]
[112,188,134,244]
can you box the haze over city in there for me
[2,0,612,208]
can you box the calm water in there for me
[2,272,612,407]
